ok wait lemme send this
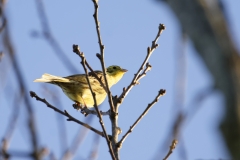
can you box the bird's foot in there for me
[72,102,83,110]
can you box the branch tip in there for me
[159,24,166,30]
[159,89,166,96]
[29,91,36,98]
[72,44,80,53]
[171,139,178,149]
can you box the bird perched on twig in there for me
[34,65,127,109]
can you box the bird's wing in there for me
[65,70,105,85]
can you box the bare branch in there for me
[163,139,178,160]
[136,62,152,82]
[92,0,115,114]
[71,45,116,160]
[152,24,166,49]
[117,89,166,148]
[117,24,166,105]
[29,91,104,137]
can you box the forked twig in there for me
[136,62,152,82]
[117,89,166,148]
[117,24,166,105]
[29,91,104,137]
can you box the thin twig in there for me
[92,0,115,114]
[71,46,116,160]
[163,139,178,160]
[29,91,104,137]
[117,24,166,105]
[136,62,152,82]
[117,89,166,148]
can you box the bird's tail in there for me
[34,73,70,83]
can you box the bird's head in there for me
[106,65,127,85]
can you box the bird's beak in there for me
[121,68,128,72]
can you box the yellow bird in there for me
[34,65,127,108]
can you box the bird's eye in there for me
[113,66,116,69]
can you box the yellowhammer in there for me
[34,65,127,108]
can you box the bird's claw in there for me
[72,102,83,110]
